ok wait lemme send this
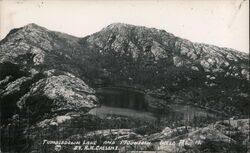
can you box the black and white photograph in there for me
[0,0,249,152]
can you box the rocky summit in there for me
[0,23,249,153]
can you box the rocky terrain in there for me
[0,23,249,153]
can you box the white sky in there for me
[0,0,249,53]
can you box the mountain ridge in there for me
[2,23,249,54]
[1,23,249,115]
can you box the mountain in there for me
[0,23,249,153]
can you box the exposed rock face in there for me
[0,23,249,153]
[18,72,98,118]
[2,76,32,97]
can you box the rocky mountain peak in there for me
[100,22,174,38]
[86,23,176,62]
[106,22,133,29]
[2,23,49,41]
[22,23,46,30]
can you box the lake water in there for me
[91,87,220,122]
[88,105,157,121]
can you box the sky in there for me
[0,0,249,53]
